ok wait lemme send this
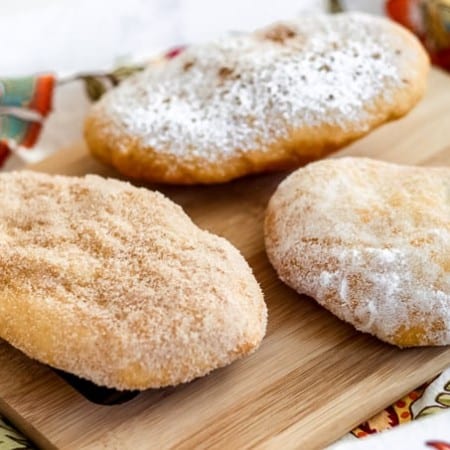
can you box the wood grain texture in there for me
[0,69,449,450]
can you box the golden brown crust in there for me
[265,157,450,347]
[0,171,267,389]
[84,13,429,185]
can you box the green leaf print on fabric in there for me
[83,76,107,102]
[0,416,35,450]
[417,381,450,418]
[77,64,145,101]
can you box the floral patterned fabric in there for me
[349,369,450,439]
[331,409,450,449]
[0,75,54,167]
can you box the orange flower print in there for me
[427,441,450,450]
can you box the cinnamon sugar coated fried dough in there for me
[265,158,450,347]
[0,171,266,390]
[85,13,429,184]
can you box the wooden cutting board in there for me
[0,69,450,450]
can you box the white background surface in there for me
[0,0,383,76]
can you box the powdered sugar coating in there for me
[265,158,450,347]
[0,171,266,389]
[91,13,424,162]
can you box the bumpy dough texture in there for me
[85,13,429,185]
[265,157,450,347]
[0,171,266,390]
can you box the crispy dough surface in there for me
[265,157,450,347]
[0,171,266,389]
[85,13,429,184]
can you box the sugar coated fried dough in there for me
[85,13,429,184]
[265,158,450,347]
[0,171,267,389]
